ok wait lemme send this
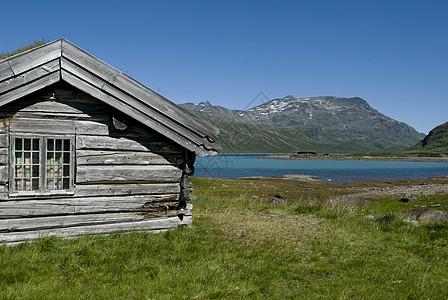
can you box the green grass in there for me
[1,177,447,299]
[0,40,46,60]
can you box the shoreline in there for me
[255,155,448,163]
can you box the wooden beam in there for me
[0,208,192,233]
[0,194,180,218]
[74,183,180,197]
[5,40,61,78]
[0,72,60,108]
[0,213,192,244]
[0,59,60,95]
[76,135,181,153]
[9,118,76,134]
[76,165,182,184]
[76,150,178,165]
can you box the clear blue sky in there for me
[1,0,447,134]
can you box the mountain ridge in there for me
[182,96,425,154]
[404,121,448,155]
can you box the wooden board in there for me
[0,206,192,233]
[0,59,60,95]
[76,165,182,184]
[76,150,178,165]
[0,72,60,108]
[76,135,182,153]
[0,213,192,244]
[9,118,76,134]
[74,183,180,197]
[0,194,180,218]
[0,40,60,81]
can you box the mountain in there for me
[182,96,425,154]
[404,121,448,155]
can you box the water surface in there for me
[194,155,448,183]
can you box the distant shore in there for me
[255,154,448,163]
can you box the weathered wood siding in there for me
[0,84,194,244]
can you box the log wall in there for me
[0,84,193,245]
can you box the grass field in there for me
[1,177,447,299]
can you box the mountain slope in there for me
[404,121,448,154]
[182,96,425,154]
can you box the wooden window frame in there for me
[9,134,75,198]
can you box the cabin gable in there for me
[0,40,215,245]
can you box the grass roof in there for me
[0,39,46,60]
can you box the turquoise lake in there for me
[194,155,448,183]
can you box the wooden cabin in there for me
[0,39,220,245]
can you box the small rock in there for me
[252,196,259,199]
[221,184,229,188]
[404,209,447,223]
[430,204,441,207]
[364,215,375,220]
[399,197,418,203]
[271,195,284,204]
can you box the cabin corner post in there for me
[179,150,195,209]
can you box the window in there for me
[11,136,74,194]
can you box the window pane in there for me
[24,152,31,164]
[63,165,70,176]
[63,178,70,189]
[47,178,54,190]
[32,179,39,191]
[47,166,54,178]
[63,139,70,151]
[55,166,62,177]
[32,165,39,177]
[55,139,62,151]
[32,139,39,151]
[15,166,22,177]
[15,180,22,191]
[24,139,31,151]
[47,139,54,151]
[55,178,62,190]
[24,166,31,178]
[47,152,54,164]
[63,152,70,164]
[32,152,39,164]
[55,152,63,164]
[15,138,22,150]
[15,152,22,164]
[23,179,31,191]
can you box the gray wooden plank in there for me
[76,135,181,153]
[0,212,192,244]
[0,213,146,232]
[0,60,14,83]
[77,165,182,184]
[7,40,61,77]
[76,150,177,165]
[0,72,60,108]
[0,59,60,95]
[0,194,180,218]
[0,207,191,233]
[9,118,75,134]
[75,183,180,197]
[0,165,7,184]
